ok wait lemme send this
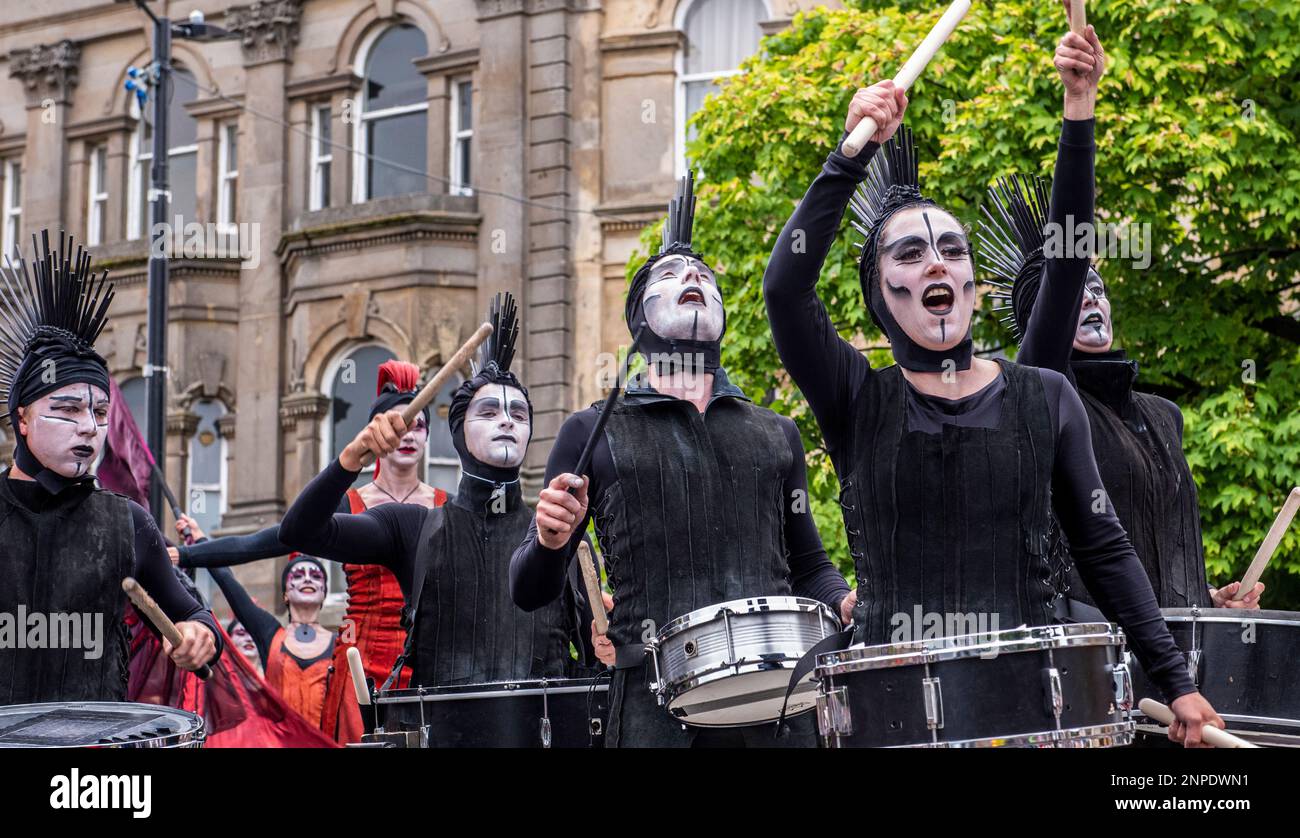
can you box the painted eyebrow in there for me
[472,397,502,410]
[935,231,969,246]
[49,395,86,403]
[880,235,929,254]
[508,399,529,413]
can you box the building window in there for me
[354,24,429,202]
[676,0,767,173]
[309,105,332,211]
[129,68,199,240]
[2,159,21,256]
[449,78,473,196]
[87,145,108,246]
[187,399,227,536]
[217,123,238,231]
[425,375,462,493]
[323,344,399,474]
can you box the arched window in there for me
[129,67,199,240]
[425,375,462,494]
[187,399,227,535]
[354,25,429,202]
[322,344,398,474]
[676,0,767,172]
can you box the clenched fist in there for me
[340,410,408,472]
[535,472,589,549]
[844,79,909,148]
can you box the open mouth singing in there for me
[921,283,955,316]
[677,287,707,307]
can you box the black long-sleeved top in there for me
[176,494,350,570]
[509,371,851,613]
[6,476,222,655]
[207,565,281,666]
[759,120,1195,700]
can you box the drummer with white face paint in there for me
[511,173,851,748]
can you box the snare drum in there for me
[374,677,609,748]
[0,702,205,748]
[648,596,839,727]
[1129,608,1300,747]
[814,623,1134,748]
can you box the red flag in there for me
[97,376,154,508]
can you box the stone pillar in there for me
[279,390,330,500]
[220,0,301,531]
[7,39,80,238]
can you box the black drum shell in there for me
[377,679,609,748]
[1129,608,1300,739]
[820,641,1126,747]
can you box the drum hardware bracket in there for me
[817,686,853,738]
[1185,649,1201,687]
[922,676,944,731]
[1043,666,1064,724]
[541,680,552,749]
[1109,662,1133,712]
[647,640,666,705]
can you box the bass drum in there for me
[0,702,205,748]
[375,677,609,748]
[1129,607,1300,747]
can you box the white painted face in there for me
[284,561,327,608]
[464,383,531,468]
[228,621,260,665]
[876,206,976,351]
[380,412,429,471]
[1072,269,1114,353]
[641,254,725,343]
[17,382,110,479]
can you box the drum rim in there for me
[814,622,1123,676]
[376,679,610,704]
[1160,608,1300,628]
[888,721,1135,749]
[656,596,839,641]
[0,701,205,749]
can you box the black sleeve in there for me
[128,501,223,663]
[778,416,851,614]
[1041,372,1195,701]
[510,410,607,611]
[208,566,279,665]
[1017,119,1097,373]
[278,458,424,593]
[177,524,291,569]
[762,137,881,453]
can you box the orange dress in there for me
[264,626,333,730]
[320,486,448,744]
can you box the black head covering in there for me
[625,171,724,372]
[447,292,531,485]
[978,172,1104,349]
[281,553,328,600]
[0,230,114,494]
[848,125,973,372]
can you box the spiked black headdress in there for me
[0,229,115,492]
[977,174,1053,343]
[447,292,531,485]
[625,171,725,373]
[847,125,972,372]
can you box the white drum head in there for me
[666,668,817,727]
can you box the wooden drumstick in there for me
[122,577,212,680]
[1138,699,1260,749]
[346,646,371,706]
[1068,0,1086,36]
[578,541,608,635]
[1233,486,1300,601]
[356,321,495,468]
[841,0,973,158]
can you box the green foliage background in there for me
[626,0,1300,606]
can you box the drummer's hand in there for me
[839,588,857,627]
[845,80,908,147]
[164,621,217,671]
[1168,692,1224,748]
[174,513,205,543]
[592,593,616,667]
[1210,581,1264,609]
[536,473,588,549]
[340,410,407,471]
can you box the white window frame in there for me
[424,372,464,491]
[673,0,770,176]
[309,104,333,211]
[351,26,430,204]
[127,93,200,241]
[186,400,228,605]
[217,122,238,232]
[87,145,108,246]
[2,159,22,256]
[449,77,473,197]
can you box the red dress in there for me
[319,486,447,744]
[264,626,332,729]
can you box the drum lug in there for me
[1185,649,1201,687]
[922,676,944,730]
[817,686,853,737]
[1043,666,1063,722]
[1110,662,1134,713]
[647,641,666,705]
[541,717,552,749]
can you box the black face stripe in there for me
[885,281,912,298]
[40,415,79,425]
[922,211,942,261]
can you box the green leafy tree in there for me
[626,0,1300,601]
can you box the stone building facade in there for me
[0,0,835,611]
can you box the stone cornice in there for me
[186,96,245,121]
[65,114,135,141]
[279,391,330,430]
[414,48,480,78]
[284,72,361,101]
[598,29,684,54]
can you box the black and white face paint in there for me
[641,254,725,344]
[284,562,328,608]
[464,384,531,469]
[877,206,975,352]
[18,382,109,479]
[1073,269,1114,353]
